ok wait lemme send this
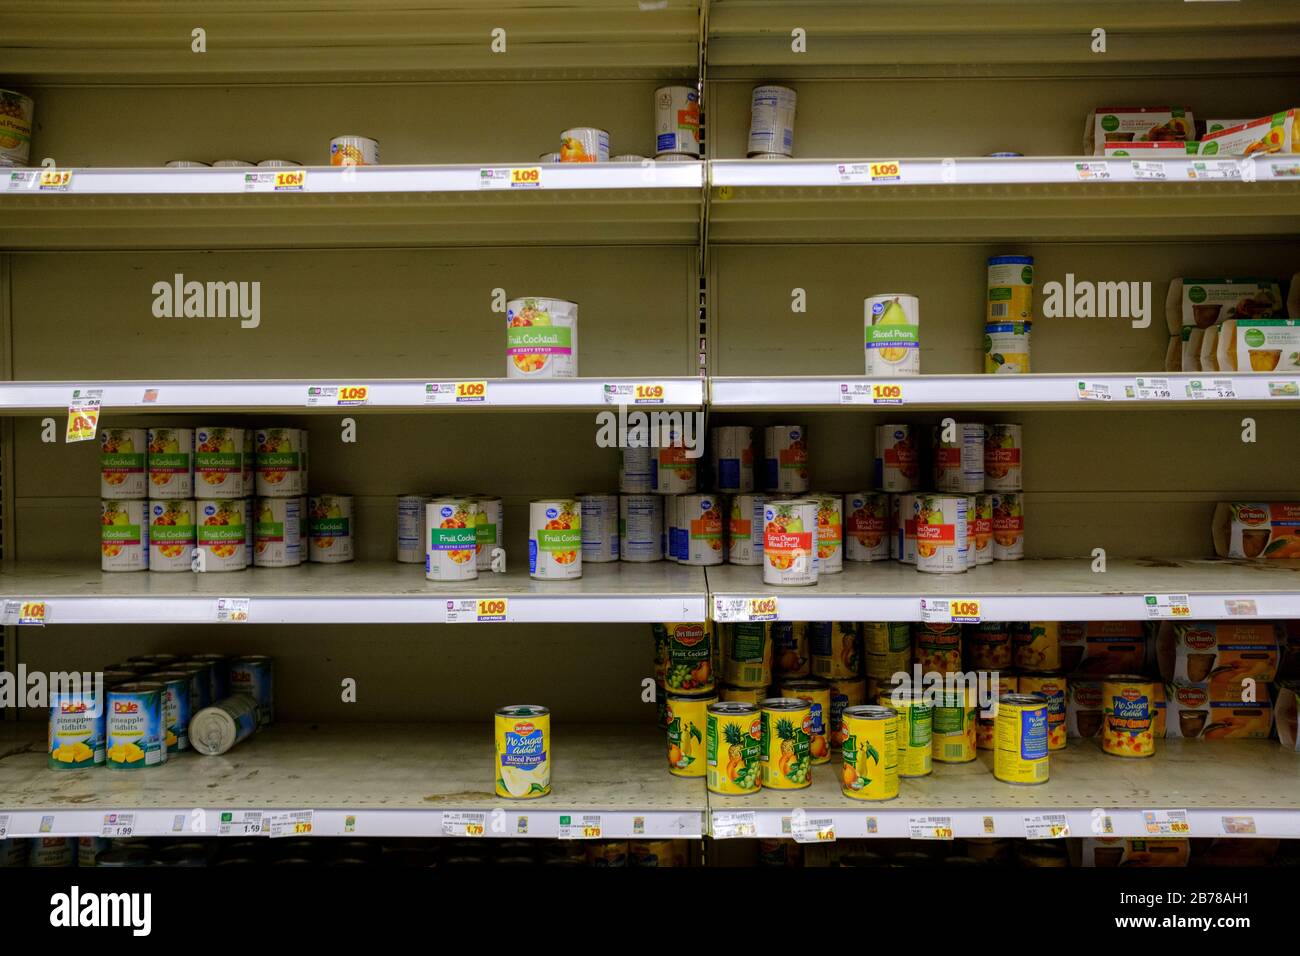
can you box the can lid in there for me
[843,704,898,719]
[495,704,550,718]
[759,697,810,712]
[779,678,829,692]
[999,692,1049,705]
[707,701,758,715]
[987,255,1034,265]
[111,681,164,693]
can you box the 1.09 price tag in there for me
[425,381,487,405]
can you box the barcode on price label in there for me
[1133,377,1173,400]
[216,597,250,623]
[1143,809,1190,835]
[712,810,757,839]
[442,811,487,837]
[1023,813,1070,839]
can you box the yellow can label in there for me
[1101,678,1156,758]
[494,708,551,799]
[707,708,763,794]
[779,682,832,764]
[1014,621,1062,672]
[931,694,978,764]
[760,703,812,789]
[840,709,899,800]
[1019,674,1067,751]
[666,695,715,778]
[994,697,1050,784]
[811,621,860,678]
[720,684,764,704]
[881,693,933,777]
[976,673,1017,750]
[724,622,773,688]
[913,622,962,675]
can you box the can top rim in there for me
[759,697,811,711]
[495,704,550,717]
[1100,675,1156,683]
[843,704,899,719]
[1000,692,1049,704]
[110,681,164,693]
[707,701,758,715]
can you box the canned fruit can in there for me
[148,499,196,572]
[933,423,985,493]
[48,688,105,769]
[967,622,1012,670]
[106,683,167,769]
[655,85,701,156]
[707,701,763,795]
[495,705,551,799]
[101,500,149,571]
[539,152,561,163]
[425,498,479,580]
[506,297,578,378]
[194,427,246,498]
[712,426,754,493]
[844,492,889,562]
[984,424,1023,491]
[1014,621,1062,672]
[880,690,934,777]
[760,698,812,789]
[189,694,259,756]
[165,160,209,168]
[915,493,969,574]
[863,622,909,683]
[620,445,654,493]
[150,672,193,752]
[664,493,682,562]
[723,623,773,688]
[653,439,698,494]
[773,621,810,678]
[100,429,147,499]
[811,493,843,574]
[720,684,765,705]
[580,494,619,563]
[778,679,832,764]
[985,321,1032,374]
[931,689,978,763]
[987,255,1034,322]
[891,493,919,563]
[146,427,194,498]
[465,495,503,571]
[254,427,306,497]
[683,494,724,565]
[243,497,254,567]
[397,494,431,563]
[763,498,819,586]
[228,655,274,727]
[662,623,714,695]
[1102,676,1156,757]
[965,495,978,569]
[666,694,714,778]
[29,839,75,867]
[613,155,650,163]
[309,494,354,563]
[875,425,918,492]
[212,160,253,167]
[747,85,797,157]
[827,677,867,749]
[728,493,766,565]
[840,705,900,800]
[813,621,862,679]
[994,693,1050,784]
[254,496,303,568]
[991,492,1024,560]
[619,494,664,562]
[763,425,809,493]
[0,88,35,167]
[914,622,962,674]
[559,128,610,163]
[183,653,229,700]
[977,672,1017,749]
[1067,676,1103,739]
[529,499,582,579]
[971,493,994,565]
[1018,674,1067,751]
[864,294,921,376]
[330,135,379,166]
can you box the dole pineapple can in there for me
[844,491,889,562]
[994,693,1050,784]
[760,697,812,790]
[778,678,832,765]
[1101,676,1156,758]
[148,499,196,572]
[100,429,148,499]
[881,689,933,777]
[48,687,105,769]
[528,499,582,579]
[667,694,714,778]
[425,498,480,581]
[106,682,167,770]
[495,705,551,798]
[706,701,763,795]
[146,427,194,499]
[840,705,900,801]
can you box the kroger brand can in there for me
[620,441,654,493]
[779,679,832,765]
[189,694,259,756]
[652,436,698,494]
[106,683,167,770]
[194,427,245,498]
[864,294,921,376]
[146,427,194,499]
[1101,676,1156,758]
[506,297,578,378]
[229,655,274,727]
[254,427,306,497]
[763,498,819,586]
[760,697,812,789]
[840,705,900,801]
[915,493,969,574]
[747,85,797,157]
[101,499,149,571]
[683,494,724,565]
[495,705,551,798]
[150,671,193,752]
[1018,673,1067,751]
[994,693,1050,784]
[580,494,619,563]
[100,428,147,499]
[148,499,195,572]
[881,689,933,778]
[891,493,920,564]
[844,492,889,562]
[185,653,230,701]
[706,701,763,795]
[984,424,1023,491]
[330,135,379,166]
[666,693,715,777]
[728,493,766,565]
[48,686,105,769]
[970,493,994,565]
[397,494,430,563]
[810,493,843,574]
[987,255,1034,323]
[723,623,773,688]
[619,493,664,562]
[308,494,353,563]
[712,426,754,493]
[243,497,254,566]
[985,321,1032,374]
[559,127,609,162]
[425,498,479,580]
[529,499,582,579]
[655,85,701,157]
[254,496,303,567]
[875,424,918,492]
[0,89,35,167]
[467,495,503,571]
[965,495,978,569]
[763,425,809,493]
[991,492,1024,560]
[933,423,985,493]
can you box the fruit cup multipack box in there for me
[1199,109,1299,156]
[1277,683,1300,752]
[1085,106,1194,155]
[1213,502,1300,559]
[1163,679,1273,739]
[1216,318,1300,373]
[1059,621,1148,675]
[1156,620,1281,687]
[1162,277,1285,372]
[1080,838,1190,868]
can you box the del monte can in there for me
[495,705,551,799]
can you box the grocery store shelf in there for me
[0,561,708,625]
[709,739,1300,839]
[710,374,1300,409]
[0,377,706,414]
[706,558,1300,622]
[709,157,1300,243]
[0,723,705,840]
[0,163,705,250]
[0,0,700,84]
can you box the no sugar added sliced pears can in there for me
[495,705,551,799]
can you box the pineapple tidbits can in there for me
[309,494,354,563]
[0,88,35,167]
[495,705,551,799]
[1019,673,1068,751]
[579,493,619,563]
[655,85,701,156]
[994,693,1050,784]
[397,494,431,564]
[529,499,582,579]
[875,424,918,492]
[747,85,797,157]
[984,424,1023,491]
[840,705,900,801]
[881,689,933,777]
[778,678,832,764]
[100,428,147,499]
[763,498,819,586]
[915,493,969,574]
[933,422,985,493]
[845,492,889,562]
[151,671,193,752]
[931,687,978,763]
[1101,676,1156,758]
[559,127,609,162]
[48,686,105,769]
[148,499,196,572]
[254,496,303,568]
[728,493,766,565]
[812,493,843,574]
[229,655,274,726]
[683,494,724,565]
[864,294,920,376]
[106,683,167,770]
[254,427,306,497]
[101,499,149,571]
[147,427,194,498]
[425,498,479,580]
[707,701,763,795]
[194,427,245,498]
[987,255,1034,323]
[760,697,812,790]
[506,297,578,378]
[712,426,754,493]
[991,492,1024,560]
[724,623,773,688]
[666,693,714,777]
[619,493,663,562]
[763,424,809,492]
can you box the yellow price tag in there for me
[871,383,904,403]
[293,822,312,835]
[950,599,981,622]
[39,169,72,191]
[19,601,47,625]
[748,596,778,621]
[582,825,602,838]
[274,169,306,191]
[336,385,369,405]
[65,401,101,443]
[456,381,487,402]
[633,383,665,404]
[869,161,901,182]
[511,167,541,187]
[476,598,508,622]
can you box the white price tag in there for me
[558,814,603,840]
[1224,599,1258,617]
[441,811,487,837]
[1075,161,1111,181]
[306,385,369,407]
[1189,160,1240,181]
[217,810,266,836]
[1131,160,1167,181]
[268,810,315,839]
[1075,380,1114,401]
[1144,593,1190,619]
[1186,377,1237,400]
[66,387,103,443]
[1133,377,1173,400]
[101,813,136,838]
[7,170,38,190]
[1142,808,1191,836]
[216,597,250,623]
[711,810,757,839]
[0,814,9,838]
[839,382,905,405]
[479,167,542,189]
[601,383,666,405]
[3,600,47,626]
[920,598,981,624]
[908,815,954,840]
[1221,815,1257,835]
[1023,813,1070,839]
[425,381,488,405]
[243,169,307,192]
[713,596,778,622]
[791,816,836,844]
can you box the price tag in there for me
[243,169,307,192]
[306,385,369,407]
[66,387,103,442]
[217,810,266,836]
[1133,377,1173,400]
[268,810,315,838]
[1142,808,1190,836]
[216,597,250,623]
[39,168,73,191]
[1267,380,1300,398]
[101,813,136,838]
[1224,599,1258,617]
[602,383,665,405]
[425,381,488,405]
[1188,160,1240,181]
[713,596,778,622]
[1023,813,1070,839]
[558,814,603,840]
[1144,593,1190,619]
[3,600,47,626]
[441,811,487,837]
[791,816,836,844]
[1221,815,1257,835]
[711,810,757,839]
[1074,380,1114,401]
[1075,161,1111,181]
[1131,160,1167,181]
[908,815,954,840]
[0,815,9,838]
[1186,377,1237,400]
[444,598,509,623]
[7,170,38,190]
[920,598,980,624]
[479,166,542,189]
